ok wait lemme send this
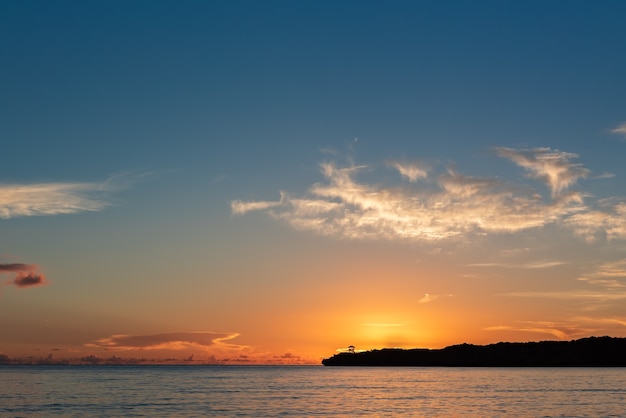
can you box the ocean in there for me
[1,365,625,416]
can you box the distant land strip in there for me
[322,336,626,367]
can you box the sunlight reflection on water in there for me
[1,366,625,416]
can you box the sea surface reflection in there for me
[1,366,625,416]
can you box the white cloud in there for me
[0,173,140,219]
[231,198,284,215]
[565,200,626,241]
[0,173,143,219]
[233,161,587,242]
[390,161,429,182]
[495,147,590,197]
[232,147,626,243]
[1,182,105,219]
[611,122,626,137]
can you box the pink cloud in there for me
[0,263,47,289]
[13,272,46,288]
[88,331,242,351]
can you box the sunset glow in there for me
[2,1,626,365]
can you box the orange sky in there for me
[2,1,626,365]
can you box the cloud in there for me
[611,122,626,137]
[232,147,626,243]
[495,147,590,197]
[499,248,531,258]
[484,321,586,340]
[486,316,626,341]
[0,263,47,288]
[232,151,595,242]
[578,259,626,289]
[0,172,142,219]
[389,161,429,182]
[418,293,453,303]
[13,272,46,288]
[211,174,227,185]
[500,290,626,301]
[467,260,566,269]
[75,328,318,365]
[565,200,626,241]
[87,331,242,351]
[0,263,32,273]
[231,198,284,215]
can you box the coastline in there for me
[322,336,626,367]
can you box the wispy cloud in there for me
[389,161,429,182]
[418,293,453,303]
[484,321,586,340]
[232,147,616,242]
[611,122,626,137]
[85,331,316,364]
[486,316,626,340]
[0,263,46,288]
[232,147,626,243]
[566,200,626,241]
[495,147,590,197]
[500,290,626,301]
[231,198,284,215]
[87,332,242,351]
[578,258,626,289]
[0,172,141,219]
[467,261,566,269]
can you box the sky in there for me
[1,0,626,365]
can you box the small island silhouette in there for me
[322,336,626,366]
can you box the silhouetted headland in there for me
[322,336,626,366]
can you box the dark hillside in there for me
[322,337,626,366]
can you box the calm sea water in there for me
[1,365,625,417]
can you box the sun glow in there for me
[357,319,424,349]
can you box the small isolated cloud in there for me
[13,272,46,288]
[0,172,142,219]
[0,263,47,289]
[592,172,615,180]
[87,331,242,351]
[231,198,284,215]
[611,122,626,137]
[211,174,227,185]
[389,161,429,182]
[495,147,590,197]
[418,293,453,303]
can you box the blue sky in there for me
[1,1,626,363]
